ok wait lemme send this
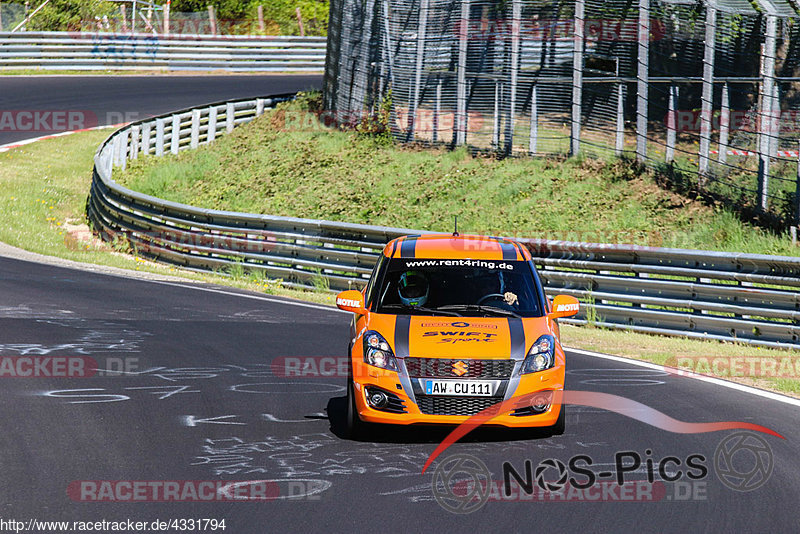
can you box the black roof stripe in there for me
[400,236,418,258]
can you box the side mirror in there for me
[336,290,367,314]
[549,295,580,319]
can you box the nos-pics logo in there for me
[431,431,774,513]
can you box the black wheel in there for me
[549,404,566,436]
[345,380,364,440]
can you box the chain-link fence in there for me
[324,0,800,229]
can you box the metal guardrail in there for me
[0,31,326,71]
[87,94,800,350]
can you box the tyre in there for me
[344,380,364,440]
[549,403,566,436]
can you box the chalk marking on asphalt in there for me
[566,346,800,408]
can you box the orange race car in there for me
[335,233,580,438]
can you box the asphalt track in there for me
[0,254,797,532]
[0,75,798,532]
[0,75,323,145]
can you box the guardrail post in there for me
[256,98,265,116]
[529,85,538,155]
[171,115,180,155]
[120,130,129,170]
[635,0,649,164]
[615,84,624,156]
[112,135,122,166]
[191,110,200,149]
[570,0,584,157]
[207,106,218,143]
[155,118,165,156]
[226,103,235,133]
[718,82,729,164]
[141,123,151,156]
[666,85,677,164]
[130,126,139,160]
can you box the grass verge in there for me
[0,129,336,306]
[116,94,799,255]
[0,112,798,399]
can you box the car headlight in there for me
[521,335,555,374]
[363,331,398,371]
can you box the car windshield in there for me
[374,258,544,317]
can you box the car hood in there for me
[367,314,552,360]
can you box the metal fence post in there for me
[615,83,624,156]
[698,4,716,183]
[718,82,729,164]
[191,110,200,149]
[571,0,584,157]
[207,106,218,143]
[432,80,441,144]
[795,140,800,228]
[409,0,428,141]
[666,85,677,164]
[226,103,235,134]
[493,81,501,149]
[758,15,778,212]
[155,118,164,157]
[636,0,649,164]
[529,86,538,155]
[770,82,780,159]
[455,0,470,146]
[171,115,180,155]
[504,0,521,156]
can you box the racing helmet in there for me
[398,271,429,307]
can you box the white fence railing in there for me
[0,31,326,71]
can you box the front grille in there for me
[416,396,504,416]
[406,358,515,379]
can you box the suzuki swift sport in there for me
[335,233,579,438]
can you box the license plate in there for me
[424,380,495,396]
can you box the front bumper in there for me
[353,361,564,428]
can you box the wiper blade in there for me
[436,304,522,318]
[381,304,462,317]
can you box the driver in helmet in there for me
[475,271,518,307]
[398,271,429,307]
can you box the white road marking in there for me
[182,415,246,426]
[565,346,800,408]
